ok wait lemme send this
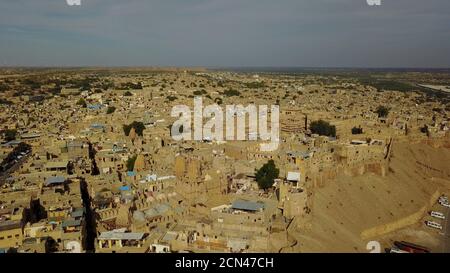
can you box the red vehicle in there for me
[394,241,430,253]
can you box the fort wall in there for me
[360,190,441,240]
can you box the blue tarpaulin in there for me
[120,185,130,191]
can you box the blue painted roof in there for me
[87,104,103,110]
[127,171,136,177]
[120,185,130,191]
[62,219,82,228]
[90,123,105,129]
[45,176,66,186]
[231,199,265,212]
[71,208,85,218]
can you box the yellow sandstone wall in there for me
[310,161,387,188]
[360,190,441,240]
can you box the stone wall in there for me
[309,160,387,188]
[360,190,441,240]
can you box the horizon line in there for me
[1,65,450,70]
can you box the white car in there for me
[425,220,443,230]
[439,200,450,208]
[430,211,445,220]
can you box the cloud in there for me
[0,0,449,67]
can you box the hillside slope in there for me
[286,140,450,253]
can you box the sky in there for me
[0,0,449,67]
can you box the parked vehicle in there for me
[389,246,409,253]
[439,200,450,208]
[430,211,445,220]
[394,241,430,253]
[425,220,443,230]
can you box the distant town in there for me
[0,68,449,253]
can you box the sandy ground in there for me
[284,141,450,253]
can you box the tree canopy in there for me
[3,129,17,142]
[310,120,336,137]
[223,88,241,97]
[351,126,363,135]
[126,155,137,172]
[76,98,87,108]
[255,160,279,190]
[106,106,116,114]
[376,105,390,118]
[123,121,145,136]
[193,89,208,96]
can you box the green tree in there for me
[376,105,390,118]
[223,88,240,97]
[123,121,145,136]
[351,126,363,135]
[124,91,133,96]
[106,106,116,114]
[126,155,137,171]
[76,98,87,108]
[255,160,279,190]
[123,124,132,136]
[193,89,207,96]
[310,120,336,137]
[0,83,9,92]
[4,129,17,142]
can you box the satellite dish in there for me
[66,241,82,253]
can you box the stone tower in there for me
[133,154,146,172]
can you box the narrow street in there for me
[80,177,97,252]
[88,141,99,176]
